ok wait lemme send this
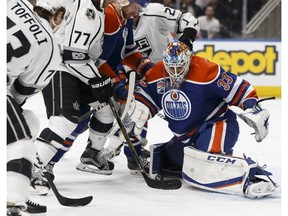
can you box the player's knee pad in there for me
[182,146,278,198]
[7,139,36,164]
[7,158,32,180]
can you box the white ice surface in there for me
[18,93,283,215]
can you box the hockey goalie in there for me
[125,39,279,198]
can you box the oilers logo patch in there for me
[161,89,191,120]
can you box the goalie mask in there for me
[163,40,192,88]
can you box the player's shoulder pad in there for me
[145,61,168,83]
[145,3,165,14]
[187,56,220,83]
[104,4,121,34]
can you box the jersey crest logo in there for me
[86,9,95,20]
[157,80,165,94]
[135,36,153,58]
[162,89,191,120]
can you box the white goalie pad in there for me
[182,146,254,196]
[182,147,279,198]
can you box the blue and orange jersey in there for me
[134,56,258,140]
[98,3,143,77]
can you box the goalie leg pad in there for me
[149,142,183,178]
[149,143,167,177]
[182,146,279,198]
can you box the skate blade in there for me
[129,169,142,175]
[29,185,49,196]
[76,163,113,175]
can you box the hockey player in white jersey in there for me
[101,2,200,162]
[30,0,117,195]
[7,0,62,214]
[133,2,199,62]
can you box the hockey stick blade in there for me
[43,172,93,207]
[143,173,182,190]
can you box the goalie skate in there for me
[128,156,150,175]
[244,180,279,199]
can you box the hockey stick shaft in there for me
[43,172,93,207]
[77,102,107,123]
[105,71,136,138]
[108,98,182,190]
[108,99,144,172]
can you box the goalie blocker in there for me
[149,144,279,198]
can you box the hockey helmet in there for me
[163,40,192,87]
[118,0,149,8]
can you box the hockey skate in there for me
[244,177,279,199]
[30,164,50,196]
[24,199,47,214]
[141,147,150,158]
[7,202,26,216]
[100,144,123,160]
[76,146,115,175]
[128,156,150,175]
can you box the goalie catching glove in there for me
[122,99,150,138]
[238,99,270,142]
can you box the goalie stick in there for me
[43,172,93,207]
[108,98,182,190]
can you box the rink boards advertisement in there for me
[193,40,281,97]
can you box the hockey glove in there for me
[178,27,197,51]
[88,75,113,103]
[238,103,270,142]
[122,99,150,138]
[136,57,154,77]
[112,77,128,102]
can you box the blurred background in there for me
[153,0,281,39]
[151,0,281,98]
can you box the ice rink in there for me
[9,92,281,216]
